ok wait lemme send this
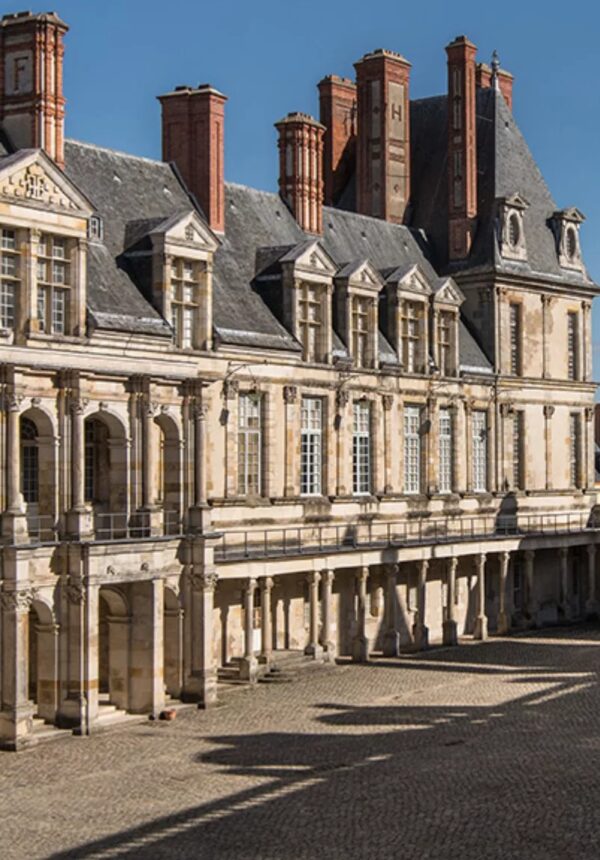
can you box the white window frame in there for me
[352,400,371,495]
[37,233,71,335]
[171,258,199,349]
[438,408,452,493]
[0,227,19,330]
[472,410,488,493]
[569,413,580,488]
[301,397,323,496]
[404,405,422,494]
[238,393,262,497]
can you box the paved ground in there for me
[2,628,600,860]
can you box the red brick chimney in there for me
[317,75,356,206]
[275,112,325,235]
[158,84,227,233]
[446,36,478,260]
[475,63,492,89]
[497,69,514,111]
[0,11,68,168]
[354,49,411,224]
[476,58,514,111]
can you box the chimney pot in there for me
[275,112,325,234]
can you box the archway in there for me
[27,598,58,723]
[19,407,57,539]
[154,413,181,534]
[98,586,130,711]
[85,411,128,538]
[164,586,183,699]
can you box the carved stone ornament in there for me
[5,392,24,412]
[0,587,37,613]
[283,385,298,405]
[30,396,41,407]
[193,401,210,421]
[382,394,394,412]
[499,402,514,418]
[0,163,79,211]
[585,407,594,422]
[106,566,118,577]
[70,396,89,415]
[66,580,85,604]
[543,404,555,419]
[335,388,349,410]
[189,570,218,592]
[222,379,239,401]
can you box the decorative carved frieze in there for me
[0,587,37,613]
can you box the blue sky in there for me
[51,0,600,368]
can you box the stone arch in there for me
[154,412,181,531]
[84,410,129,525]
[19,406,57,524]
[164,585,183,699]
[28,596,58,723]
[98,585,130,711]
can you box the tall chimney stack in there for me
[446,36,478,260]
[354,49,411,224]
[477,57,514,111]
[0,11,68,168]
[158,84,227,233]
[275,112,325,235]
[318,75,356,206]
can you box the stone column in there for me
[543,405,555,491]
[443,557,458,646]
[283,386,298,497]
[181,537,219,707]
[260,576,273,665]
[335,390,349,496]
[560,547,571,621]
[473,553,488,640]
[426,397,439,494]
[382,395,393,494]
[413,560,429,650]
[189,399,209,531]
[498,551,511,634]
[524,549,538,627]
[240,578,258,682]
[0,588,35,750]
[585,544,598,619]
[129,578,165,716]
[2,393,27,541]
[65,396,92,539]
[352,567,370,662]
[320,569,336,662]
[305,571,323,660]
[383,563,400,656]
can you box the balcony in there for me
[14,509,184,546]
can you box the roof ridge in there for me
[65,138,171,168]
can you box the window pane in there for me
[404,406,421,494]
[52,289,66,334]
[353,401,370,494]
[439,408,452,493]
[301,397,322,495]
[472,411,488,492]
[238,394,262,496]
[0,281,15,329]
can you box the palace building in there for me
[0,10,597,749]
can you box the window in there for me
[508,213,521,248]
[566,227,577,261]
[439,408,452,493]
[512,411,524,490]
[171,258,199,349]
[402,302,421,373]
[404,405,421,494]
[351,296,369,367]
[37,234,70,334]
[20,417,38,504]
[509,303,522,375]
[438,312,453,376]
[0,228,19,330]
[352,400,371,495]
[569,413,580,488]
[238,394,262,496]
[567,312,578,381]
[298,283,322,362]
[84,421,96,503]
[88,215,103,242]
[301,397,322,496]
[472,411,488,492]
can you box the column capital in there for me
[245,577,258,594]
[382,394,394,412]
[189,570,218,592]
[321,569,335,585]
[524,549,535,562]
[543,404,555,419]
[0,587,37,613]
[385,562,399,578]
[501,550,511,564]
[585,406,594,423]
[355,566,369,583]
[306,571,321,585]
[260,576,274,591]
[448,556,459,572]
[283,385,298,404]
[419,559,430,573]
[193,402,210,421]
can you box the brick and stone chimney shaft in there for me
[446,36,478,260]
[318,75,356,206]
[0,11,68,168]
[275,112,325,235]
[476,61,514,110]
[158,84,227,233]
[354,49,411,224]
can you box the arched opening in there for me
[98,587,130,711]
[85,412,128,538]
[164,586,183,699]
[27,599,58,724]
[19,408,56,539]
[154,413,181,534]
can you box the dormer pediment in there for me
[280,239,337,280]
[500,193,530,211]
[433,277,464,307]
[384,263,433,297]
[0,149,94,218]
[150,210,219,258]
[335,258,384,293]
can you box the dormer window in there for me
[402,301,421,373]
[552,208,585,272]
[432,277,463,377]
[498,195,529,261]
[351,296,369,366]
[298,281,324,362]
[170,258,201,349]
[88,215,103,242]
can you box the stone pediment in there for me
[384,263,432,297]
[0,149,93,215]
[335,259,384,292]
[433,277,464,306]
[150,210,220,253]
[280,239,337,277]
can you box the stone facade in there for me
[0,12,597,750]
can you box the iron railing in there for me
[25,515,59,544]
[213,511,596,562]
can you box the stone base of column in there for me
[137,507,163,538]
[2,511,29,543]
[56,695,92,734]
[442,619,458,647]
[382,630,400,657]
[322,641,337,663]
[239,655,259,683]
[585,599,599,620]
[188,505,211,533]
[497,611,511,635]
[473,615,488,641]
[181,669,218,708]
[412,622,429,651]
[352,635,369,663]
[304,643,324,661]
[0,703,35,751]
[65,508,93,540]
[258,652,272,666]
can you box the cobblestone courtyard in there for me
[3,628,600,859]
